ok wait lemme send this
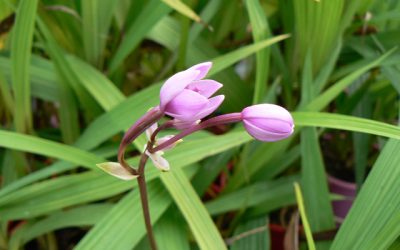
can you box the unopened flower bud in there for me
[241,104,294,142]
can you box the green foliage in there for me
[0,0,399,249]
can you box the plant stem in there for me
[137,147,158,250]
[149,113,242,153]
[117,107,163,175]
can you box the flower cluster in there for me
[98,62,294,179]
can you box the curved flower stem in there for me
[137,143,158,250]
[150,120,174,142]
[117,107,164,175]
[148,113,242,154]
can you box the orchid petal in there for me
[145,122,158,140]
[243,120,292,142]
[188,62,212,80]
[156,135,180,150]
[245,118,293,134]
[242,104,293,124]
[164,89,208,121]
[186,80,222,98]
[160,69,200,110]
[146,151,170,171]
[191,95,225,121]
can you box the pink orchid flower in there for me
[159,62,225,125]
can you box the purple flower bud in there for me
[241,104,294,142]
[159,62,225,122]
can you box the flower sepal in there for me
[96,162,139,180]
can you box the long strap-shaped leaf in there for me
[160,168,227,250]
[0,130,103,169]
[11,0,38,133]
[300,52,335,237]
[331,139,400,249]
[293,112,400,140]
[245,0,271,104]
[81,0,118,67]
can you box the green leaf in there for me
[161,0,202,23]
[76,166,198,250]
[11,0,38,133]
[160,168,227,250]
[230,217,270,250]
[245,0,271,104]
[153,207,190,250]
[75,132,251,249]
[108,0,171,73]
[301,128,335,231]
[36,17,102,121]
[292,0,344,73]
[19,204,112,246]
[0,129,103,169]
[306,48,396,111]
[0,70,13,117]
[206,176,298,216]
[208,34,290,76]
[293,112,400,140]
[0,171,131,220]
[81,0,118,67]
[332,139,400,249]
[67,55,125,110]
[0,55,59,102]
[294,182,316,250]
[75,179,171,250]
[0,131,252,220]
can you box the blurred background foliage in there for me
[0,0,400,249]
